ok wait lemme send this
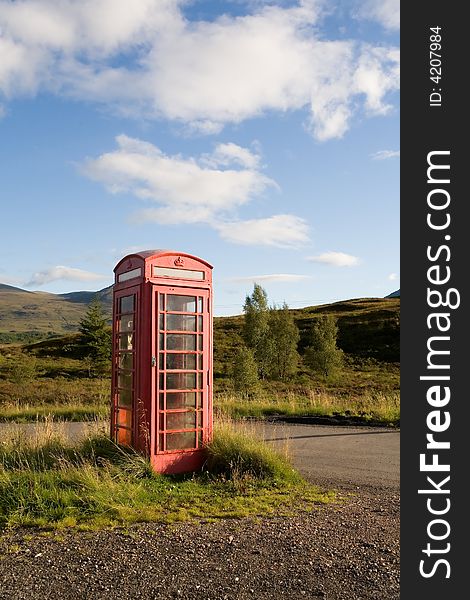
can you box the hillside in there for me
[0,284,112,343]
[214,298,400,378]
[1,283,399,365]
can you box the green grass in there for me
[216,390,400,426]
[0,421,333,530]
[0,316,399,425]
[0,404,108,422]
[0,369,399,424]
[0,376,109,422]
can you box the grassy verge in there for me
[0,355,399,425]
[1,348,399,424]
[0,378,109,422]
[0,377,109,406]
[0,420,333,530]
[0,393,399,425]
[0,404,108,422]
[216,390,400,426]
[0,389,399,425]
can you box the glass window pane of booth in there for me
[120,295,134,314]
[166,412,197,431]
[119,316,134,332]
[165,392,197,409]
[166,314,197,331]
[166,334,196,351]
[113,292,136,448]
[117,408,132,428]
[118,371,133,390]
[117,427,132,445]
[119,333,134,351]
[166,431,196,450]
[165,353,197,370]
[118,388,132,407]
[167,295,196,313]
[118,353,133,371]
[153,288,209,458]
[166,372,197,390]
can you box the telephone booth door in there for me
[112,286,140,447]
[153,285,212,472]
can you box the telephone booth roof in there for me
[114,249,213,286]
[114,249,213,272]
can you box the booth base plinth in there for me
[151,450,207,475]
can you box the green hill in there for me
[214,298,399,379]
[1,295,399,424]
[1,282,399,363]
[0,284,112,344]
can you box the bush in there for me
[232,347,260,398]
[205,421,299,483]
[5,354,41,384]
[304,315,344,378]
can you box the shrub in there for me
[304,315,344,378]
[232,346,260,398]
[205,421,299,483]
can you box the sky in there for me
[0,0,399,316]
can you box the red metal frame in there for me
[111,250,213,474]
[111,284,140,447]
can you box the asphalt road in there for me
[245,421,400,491]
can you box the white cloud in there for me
[83,135,306,247]
[356,0,400,31]
[216,215,310,248]
[0,0,399,140]
[27,266,106,287]
[227,273,311,283]
[306,251,360,267]
[201,143,261,170]
[82,134,277,227]
[371,149,400,160]
[388,272,398,281]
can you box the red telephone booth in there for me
[111,250,213,475]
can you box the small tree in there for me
[7,353,41,384]
[304,315,343,378]
[268,302,300,380]
[243,284,273,379]
[232,346,260,398]
[79,298,111,376]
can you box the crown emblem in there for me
[174,256,185,266]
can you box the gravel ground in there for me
[0,485,399,600]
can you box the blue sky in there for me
[0,0,399,315]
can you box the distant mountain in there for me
[0,284,113,343]
[59,285,113,305]
[386,289,400,298]
[0,283,34,293]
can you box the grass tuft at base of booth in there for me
[0,421,334,530]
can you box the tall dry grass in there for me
[215,389,400,424]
